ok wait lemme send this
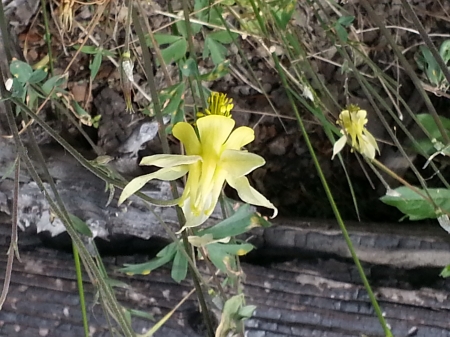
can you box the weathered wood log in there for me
[1,223,450,337]
[2,118,450,337]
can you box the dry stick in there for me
[401,0,450,91]
[135,0,173,87]
[73,23,152,103]
[359,0,449,145]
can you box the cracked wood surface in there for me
[1,224,450,337]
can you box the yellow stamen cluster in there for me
[197,92,234,119]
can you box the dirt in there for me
[4,0,450,222]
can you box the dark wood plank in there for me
[1,224,450,337]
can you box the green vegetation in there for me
[2,0,450,336]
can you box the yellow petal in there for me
[356,109,367,121]
[332,135,347,159]
[178,196,212,231]
[220,149,265,177]
[360,134,377,159]
[118,166,188,205]
[173,122,201,155]
[223,126,255,149]
[226,175,278,218]
[140,154,201,167]
[364,130,379,153]
[188,234,230,247]
[197,115,235,155]
[188,233,214,247]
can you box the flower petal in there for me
[178,196,212,231]
[221,149,265,177]
[360,134,377,159]
[173,122,201,155]
[223,126,255,149]
[197,115,235,155]
[332,135,347,159]
[364,130,379,153]
[140,154,201,167]
[226,175,278,218]
[118,166,188,205]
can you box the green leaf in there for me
[72,101,93,126]
[208,31,238,44]
[194,0,209,22]
[160,37,187,65]
[68,213,93,237]
[163,83,185,124]
[28,69,48,84]
[176,20,202,38]
[74,45,99,54]
[238,305,256,318]
[10,79,25,98]
[207,243,231,273]
[440,265,450,278]
[338,15,355,27]
[415,113,450,155]
[199,60,230,81]
[155,82,185,120]
[206,243,253,273]
[90,51,103,80]
[380,186,450,221]
[419,45,443,87]
[215,294,245,337]
[334,24,349,43]
[219,243,254,256]
[10,60,33,83]
[42,74,68,95]
[198,204,270,239]
[439,40,450,64]
[204,36,227,65]
[171,247,188,283]
[270,0,295,30]
[120,242,177,275]
[27,87,39,109]
[153,33,185,45]
[180,58,198,77]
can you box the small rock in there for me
[268,136,287,155]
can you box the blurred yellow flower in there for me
[119,96,277,232]
[332,105,379,160]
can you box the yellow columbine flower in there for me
[118,115,277,231]
[332,105,379,160]
[197,92,234,118]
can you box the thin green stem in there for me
[180,0,207,109]
[359,0,449,145]
[274,54,394,337]
[3,94,134,336]
[72,244,89,337]
[132,9,215,337]
[39,0,54,75]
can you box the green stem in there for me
[72,244,89,337]
[132,9,215,337]
[180,0,207,109]
[39,0,54,75]
[3,94,134,336]
[274,54,394,337]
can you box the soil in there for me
[4,0,450,223]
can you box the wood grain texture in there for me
[1,225,450,337]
